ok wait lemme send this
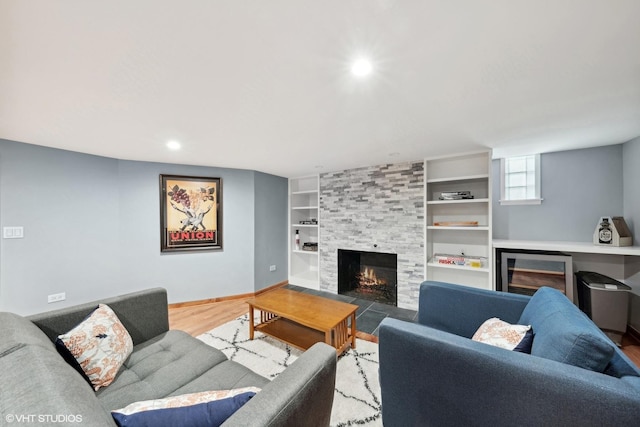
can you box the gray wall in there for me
[492,144,624,241]
[623,136,640,330]
[0,139,287,315]
[253,171,288,291]
[0,141,121,314]
[623,137,640,244]
[114,160,259,305]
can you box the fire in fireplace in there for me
[338,249,397,306]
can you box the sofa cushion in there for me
[471,317,533,353]
[0,341,115,426]
[518,287,615,372]
[111,387,259,427]
[0,312,57,355]
[96,330,269,411]
[56,304,134,391]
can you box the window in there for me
[500,154,542,205]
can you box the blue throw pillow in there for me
[111,388,259,427]
[518,287,614,372]
[512,328,534,353]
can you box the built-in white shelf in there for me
[425,151,493,290]
[427,262,491,273]
[427,226,489,231]
[289,175,320,290]
[292,250,319,255]
[427,198,490,205]
[426,173,490,184]
[289,270,320,289]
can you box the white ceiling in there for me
[2,1,639,178]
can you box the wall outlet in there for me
[269,265,277,272]
[48,292,66,303]
[3,226,24,239]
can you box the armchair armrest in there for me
[379,318,640,427]
[28,287,169,345]
[418,281,530,337]
[223,342,337,427]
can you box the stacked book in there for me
[302,242,318,252]
[438,191,474,200]
[432,253,487,268]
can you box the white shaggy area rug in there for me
[197,314,382,427]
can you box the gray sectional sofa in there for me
[0,288,337,427]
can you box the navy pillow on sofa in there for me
[518,287,615,372]
[111,388,258,427]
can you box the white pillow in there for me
[56,304,133,390]
[472,317,533,352]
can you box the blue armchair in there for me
[379,281,640,426]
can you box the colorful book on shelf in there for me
[464,257,486,268]
[432,254,487,268]
[432,254,466,265]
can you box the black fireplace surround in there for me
[338,249,397,306]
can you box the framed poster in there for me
[160,175,222,252]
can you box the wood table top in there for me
[246,288,358,331]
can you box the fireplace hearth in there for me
[338,249,397,306]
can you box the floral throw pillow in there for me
[56,304,133,391]
[472,317,534,353]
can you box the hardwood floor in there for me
[168,297,379,342]
[169,299,249,336]
[168,297,640,369]
[622,334,640,367]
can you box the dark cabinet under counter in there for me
[496,249,574,302]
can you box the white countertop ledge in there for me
[492,239,640,256]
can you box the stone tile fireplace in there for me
[338,249,397,306]
[319,161,424,310]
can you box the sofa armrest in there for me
[418,281,530,337]
[379,318,640,427]
[28,287,169,345]
[223,342,337,427]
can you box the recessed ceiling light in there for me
[166,140,181,151]
[351,58,373,77]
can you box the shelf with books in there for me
[425,151,493,290]
[289,175,320,290]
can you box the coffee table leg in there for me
[350,312,356,349]
[249,304,255,340]
[325,330,332,348]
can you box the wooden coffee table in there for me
[246,288,358,355]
